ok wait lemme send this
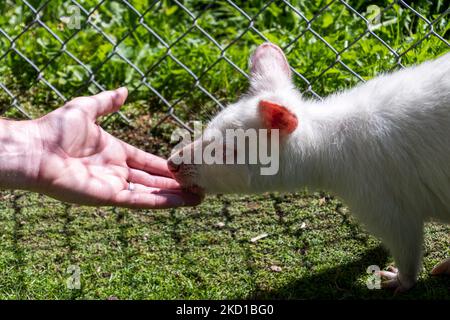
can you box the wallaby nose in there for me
[167,158,180,173]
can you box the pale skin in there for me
[0,87,202,209]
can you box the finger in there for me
[131,184,203,200]
[69,87,128,120]
[125,182,180,194]
[123,142,173,177]
[431,258,450,275]
[377,271,397,280]
[113,190,202,209]
[386,266,398,273]
[93,87,128,118]
[128,168,181,189]
[150,186,205,201]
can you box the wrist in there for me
[0,118,43,191]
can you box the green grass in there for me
[0,190,448,299]
[0,0,449,299]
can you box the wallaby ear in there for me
[258,100,298,135]
[250,43,292,92]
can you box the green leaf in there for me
[322,12,334,29]
[165,5,178,16]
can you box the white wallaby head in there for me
[167,43,306,194]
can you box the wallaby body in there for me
[168,43,450,292]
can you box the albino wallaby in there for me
[168,43,450,293]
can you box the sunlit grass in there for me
[0,0,449,299]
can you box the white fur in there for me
[169,43,450,291]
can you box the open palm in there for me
[33,88,201,208]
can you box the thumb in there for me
[86,87,128,119]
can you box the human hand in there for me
[4,88,202,209]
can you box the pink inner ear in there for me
[259,100,298,134]
[251,43,291,77]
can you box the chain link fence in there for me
[0,1,449,299]
[0,0,449,133]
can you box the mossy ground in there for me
[0,188,448,299]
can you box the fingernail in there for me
[116,87,128,99]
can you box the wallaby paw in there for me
[431,258,450,276]
[377,266,415,294]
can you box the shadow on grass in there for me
[63,204,83,299]
[11,193,26,298]
[247,245,450,299]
